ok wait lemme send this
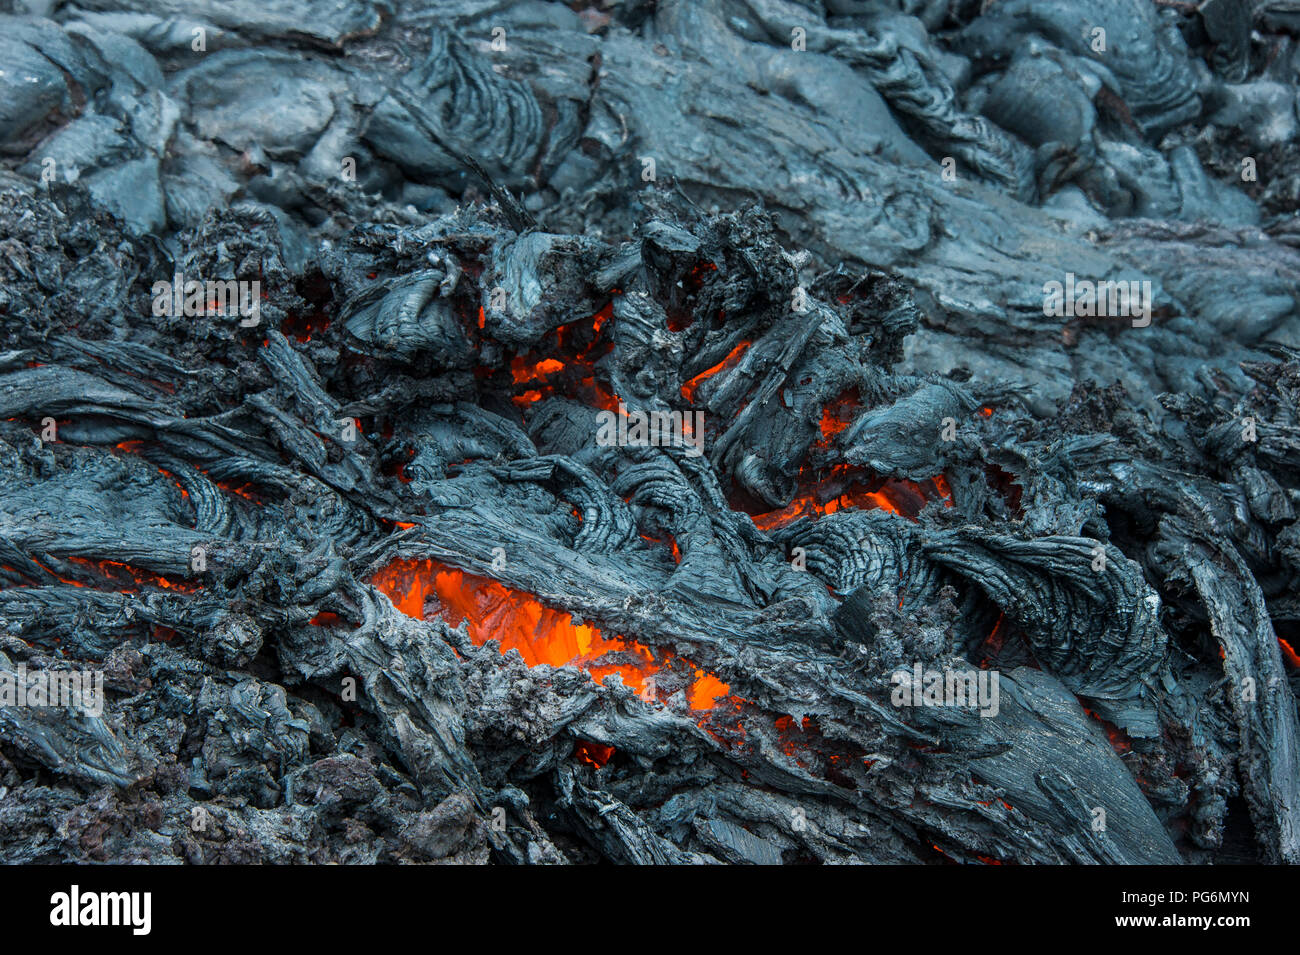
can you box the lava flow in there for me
[748,465,952,530]
[373,558,731,711]
[6,555,198,595]
[506,302,618,411]
[680,340,750,402]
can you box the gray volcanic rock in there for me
[0,0,1297,868]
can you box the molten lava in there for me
[748,466,952,530]
[1279,637,1300,668]
[815,387,861,448]
[510,356,565,384]
[680,341,750,403]
[16,555,198,594]
[505,303,617,410]
[573,740,615,768]
[1082,706,1133,755]
[372,558,731,710]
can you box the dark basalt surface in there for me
[0,0,1297,865]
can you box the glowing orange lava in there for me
[573,740,615,767]
[372,558,731,710]
[511,357,565,384]
[748,467,951,530]
[1279,638,1300,668]
[506,304,617,410]
[20,555,199,594]
[1082,706,1132,755]
[815,388,861,448]
[680,341,750,403]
